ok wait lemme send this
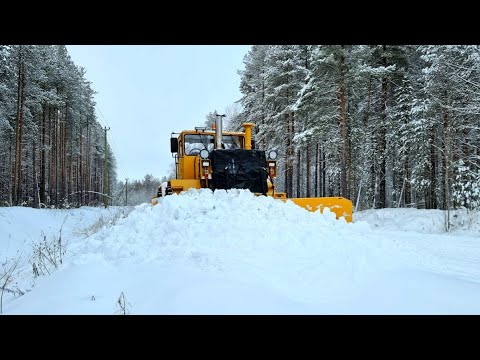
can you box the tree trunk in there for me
[284,114,290,196]
[49,106,55,205]
[80,125,83,206]
[76,134,80,205]
[289,112,295,197]
[9,134,14,205]
[296,149,301,198]
[59,109,63,206]
[60,105,66,206]
[429,127,437,209]
[306,143,311,197]
[13,52,25,206]
[441,104,449,210]
[0,137,6,203]
[54,107,59,206]
[47,105,52,205]
[404,153,411,206]
[338,52,348,199]
[40,104,47,206]
[364,76,374,208]
[86,117,91,204]
[321,146,326,197]
[32,136,37,208]
[314,142,319,197]
[69,127,73,206]
[376,53,388,209]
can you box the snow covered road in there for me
[1,189,480,314]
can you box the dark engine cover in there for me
[209,149,268,195]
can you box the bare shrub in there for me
[30,222,67,278]
[115,292,131,315]
[1,254,23,314]
[76,207,134,238]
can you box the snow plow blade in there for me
[286,197,353,222]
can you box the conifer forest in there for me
[1,45,479,211]
[0,45,116,208]
[233,45,480,211]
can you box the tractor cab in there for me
[157,122,278,199]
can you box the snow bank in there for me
[0,206,130,258]
[354,207,480,235]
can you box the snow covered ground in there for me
[1,189,479,314]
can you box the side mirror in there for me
[170,137,178,153]
[251,139,256,150]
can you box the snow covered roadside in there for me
[355,207,480,288]
[0,205,132,310]
[2,189,480,314]
[0,206,134,257]
[355,207,480,235]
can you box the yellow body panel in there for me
[169,179,201,193]
[179,155,200,179]
[284,197,353,222]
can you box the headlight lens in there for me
[200,149,209,159]
[268,150,277,160]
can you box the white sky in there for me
[2,191,480,314]
[66,45,251,182]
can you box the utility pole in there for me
[125,178,128,206]
[103,126,110,208]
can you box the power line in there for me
[95,105,123,179]
[96,106,121,163]
[96,106,110,128]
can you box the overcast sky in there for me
[66,45,251,182]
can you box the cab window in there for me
[184,134,214,155]
[221,135,243,149]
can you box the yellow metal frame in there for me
[285,197,353,222]
[169,179,202,194]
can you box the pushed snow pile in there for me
[71,189,376,267]
[69,189,392,298]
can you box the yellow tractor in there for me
[151,119,352,222]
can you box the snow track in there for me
[3,189,480,314]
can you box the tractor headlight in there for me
[200,149,209,159]
[268,150,277,160]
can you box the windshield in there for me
[221,135,243,149]
[184,134,244,155]
[184,134,214,155]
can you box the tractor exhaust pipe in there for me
[215,114,225,149]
